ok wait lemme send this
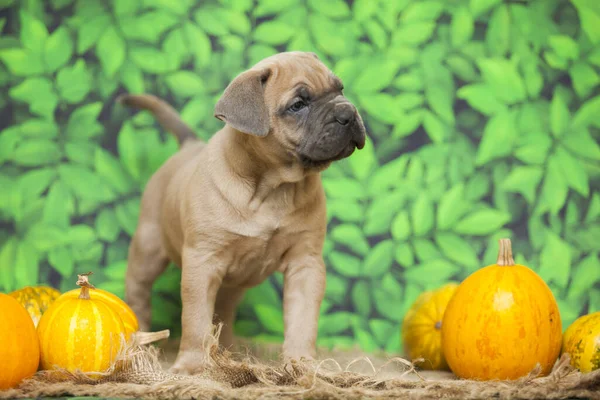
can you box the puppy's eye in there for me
[289,100,307,112]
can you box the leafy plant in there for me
[0,0,598,353]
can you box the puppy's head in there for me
[214,52,366,170]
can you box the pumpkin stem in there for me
[496,238,515,266]
[77,271,96,300]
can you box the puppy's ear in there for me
[214,68,271,137]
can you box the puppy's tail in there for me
[117,94,197,147]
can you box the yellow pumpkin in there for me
[442,238,562,380]
[0,293,40,389]
[9,285,61,327]
[55,286,139,337]
[37,273,127,375]
[402,283,458,370]
[562,312,600,372]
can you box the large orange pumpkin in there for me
[37,273,127,375]
[55,286,138,337]
[562,312,600,372]
[402,283,458,370]
[442,239,562,380]
[9,285,61,327]
[0,293,40,389]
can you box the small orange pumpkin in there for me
[562,312,600,372]
[9,285,61,327]
[442,239,562,380]
[37,272,127,375]
[0,293,40,389]
[55,285,138,337]
[402,283,458,370]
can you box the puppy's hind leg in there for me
[213,286,246,350]
[125,224,169,332]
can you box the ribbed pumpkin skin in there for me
[402,283,458,370]
[9,286,61,327]
[0,294,40,389]
[442,264,562,380]
[37,297,126,374]
[56,288,138,336]
[562,312,600,372]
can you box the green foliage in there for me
[0,0,599,353]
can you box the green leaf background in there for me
[0,0,599,354]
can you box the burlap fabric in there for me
[2,328,599,400]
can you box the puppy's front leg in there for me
[281,252,326,362]
[170,245,223,375]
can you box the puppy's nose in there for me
[334,105,355,126]
[352,129,366,149]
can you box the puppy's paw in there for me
[169,351,210,376]
[169,362,207,376]
[282,349,316,365]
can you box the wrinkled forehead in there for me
[255,53,343,105]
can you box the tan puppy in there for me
[120,51,366,375]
